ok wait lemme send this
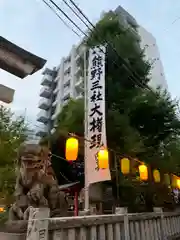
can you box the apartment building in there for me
[114,6,167,90]
[36,6,168,137]
[138,26,168,90]
[36,43,84,137]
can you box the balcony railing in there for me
[75,66,81,76]
[41,74,53,86]
[39,87,51,98]
[36,126,48,137]
[37,110,50,124]
[52,99,58,107]
[75,77,83,89]
[38,98,51,110]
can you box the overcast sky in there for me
[1,0,180,128]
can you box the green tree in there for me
[51,11,180,210]
[85,11,180,170]
[0,106,28,205]
[56,98,84,137]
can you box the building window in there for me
[52,92,57,102]
[51,106,56,116]
[63,94,70,102]
[52,81,57,91]
[63,80,70,88]
[64,67,71,75]
[64,55,71,63]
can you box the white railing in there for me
[39,87,51,97]
[41,74,53,85]
[37,110,50,122]
[38,98,51,108]
[25,211,180,240]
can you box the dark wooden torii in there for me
[0,36,46,103]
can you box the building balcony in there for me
[37,110,50,124]
[75,77,83,90]
[76,52,83,67]
[36,123,48,137]
[53,87,59,94]
[54,76,60,83]
[39,86,51,98]
[41,74,53,86]
[38,98,51,110]
[75,53,80,61]
[76,93,83,100]
[63,85,70,98]
[50,128,56,134]
[129,27,140,41]
[42,67,55,75]
[64,66,71,75]
[51,112,58,121]
[36,130,48,137]
[52,99,58,107]
[63,92,70,102]
[75,66,81,76]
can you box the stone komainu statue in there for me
[9,143,68,221]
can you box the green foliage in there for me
[56,98,84,137]
[0,209,8,224]
[51,11,180,210]
[86,11,151,94]
[0,106,28,205]
[130,90,180,147]
[106,108,144,155]
[85,11,180,172]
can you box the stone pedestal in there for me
[115,207,128,215]
[26,207,50,240]
[90,205,97,215]
[153,207,163,213]
[0,233,25,240]
[79,210,90,216]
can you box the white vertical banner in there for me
[86,45,111,186]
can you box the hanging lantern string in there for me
[68,132,180,182]
[68,132,143,164]
[40,135,180,185]
[68,132,149,172]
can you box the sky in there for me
[1,0,180,129]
